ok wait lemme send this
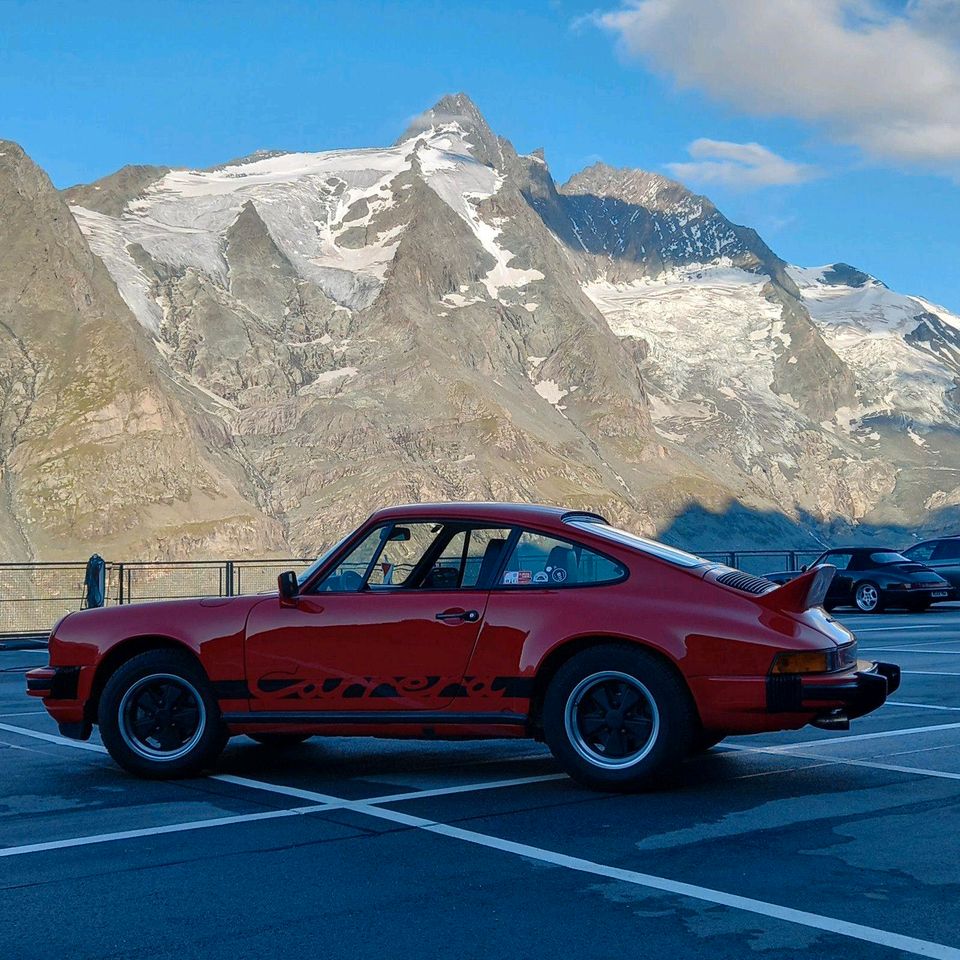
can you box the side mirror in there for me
[800,565,808,573]
[278,570,300,606]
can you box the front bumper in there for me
[767,660,901,724]
[26,666,81,700]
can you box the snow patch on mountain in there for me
[585,262,788,398]
[416,125,543,297]
[789,265,960,425]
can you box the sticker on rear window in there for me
[503,570,533,585]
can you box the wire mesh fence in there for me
[0,549,821,642]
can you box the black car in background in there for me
[765,548,952,613]
[902,537,960,591]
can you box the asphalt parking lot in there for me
[2,607,960,960]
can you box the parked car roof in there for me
[367,502,606,527]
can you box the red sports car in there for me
[27,503,899,791]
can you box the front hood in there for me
[52,595,265,654]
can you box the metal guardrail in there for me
[0,550,823,643]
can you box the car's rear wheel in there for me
[543,644,696,791]
[99,650,228,779]
[247,733,312,748]
[854,581,883,613]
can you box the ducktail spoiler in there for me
[758,564,836,613]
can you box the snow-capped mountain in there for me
[0,94,957,560]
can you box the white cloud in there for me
[666,139,819,189]
[598,0,960,175]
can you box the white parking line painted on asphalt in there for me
[0,722,568,806]
[0,806,331,859]
[361,773,568,804]
[0,721,107,753]
[4,726,960,955]
[0,711,45,718]
[887,701,960,712]
[722,742,960,784]
[858,648,960,655]
[766,720,960,751]
[902,670,960,677]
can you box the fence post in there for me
[226,561,235,597]
[117,563,125,604]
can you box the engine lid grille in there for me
[716,570,778,595]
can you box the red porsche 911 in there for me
[27,503,899,791]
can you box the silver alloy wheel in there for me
[563,670,661,769]
[856,583,880,612]
[118,673,206,762]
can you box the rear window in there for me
[499,531,626,587]
[870,551,909,565]
[564,519,707,569]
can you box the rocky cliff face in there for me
[0,142,285,559]
[0,94,956,560]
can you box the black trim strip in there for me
[212,680,251,699]
[222,711,528,726]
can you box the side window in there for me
[367,523,443,588]
[499,531,626,587]
[826,552,852,571]
[314,525,388,592]
[418,526,513,589]
[934,540,960,561]
[314,522,443,592]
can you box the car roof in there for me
[825,547,898,554]
[366,502,605,529]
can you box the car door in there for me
[243,521,512,716]
[930,540,960,589]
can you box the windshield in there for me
[565,519,708,569]
[297,532,353,586]
[870,551,911,565]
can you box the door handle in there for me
[436,609,480,623]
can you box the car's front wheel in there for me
[99,649,228,779]
[543,644,696,791]
[854,581,884,613]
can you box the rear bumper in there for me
[768,660,900,720]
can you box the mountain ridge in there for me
[0,94,955,560]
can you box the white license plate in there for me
[932,591,949,598]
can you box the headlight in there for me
[770,642,857,674]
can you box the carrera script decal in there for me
[252,674,534,703]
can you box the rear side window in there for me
[870,552,908,565]
[934,540,960,561]
[499,531,626,587]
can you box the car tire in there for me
[854,581,884,613]
[247,733,313,748]
[99,649,228,779]
[543,644,697,792]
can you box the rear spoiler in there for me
[758,564,836,613]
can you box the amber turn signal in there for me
[770,650,833,675]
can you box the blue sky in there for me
[3,0,959,309]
